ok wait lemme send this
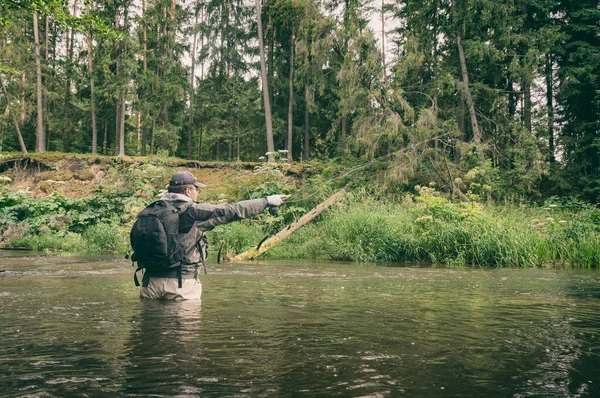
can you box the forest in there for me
[0,0,599,203]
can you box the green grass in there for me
[3,182,599,267]
[263,191,600,268]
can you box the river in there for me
[1,252,599,397]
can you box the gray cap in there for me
[169,171,206,188]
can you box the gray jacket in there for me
[149,193,268,277]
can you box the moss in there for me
[38,181,54,193]
[74,170,95,181]
[38,171,74,182]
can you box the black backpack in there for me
[130,200,189,286]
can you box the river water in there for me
[1,253,599,397]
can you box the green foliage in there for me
[82,223,127,254]
[10,232,85,253]
[264,189,600,268]
[0,186,146,253]
[208,222,265,259]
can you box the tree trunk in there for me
[523,81,532,132]
[198,117,203,161]
[118,89,126,156]
[150,119,156,155]
[141,117,147,156]
[457,33,480,147]
[115,6,127,157]
[20,73,25,122]
[43,16,49,140]
[451,1,481,151]
[546,52,554,162]
[170,0,176,59]
[200,6,204,79]
[188,5,199,160]
[86,3,97,154]
[115,35,121,157]
[287,32,294,161]
[455,94,465,165]
[268,14,274,104]
[304,83,310,161]
[381,0,386,84]
[103,120,108,154]
[115,99,121,156]
[33,11,45,152]
[70,0,77,61]
[136,111,142,154]
[142,0,147,71]
[140,0,147,156]
[237,115,240,161]
[228,188,347,262]
[340,115,347,158]
[45,16,49,60]
[256,0,275,161]
[0,75,28,157]
[64,0,77,152]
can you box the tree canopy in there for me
[0,0,599,202]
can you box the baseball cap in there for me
[169,171,206,188]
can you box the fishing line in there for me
[284,131,455,203]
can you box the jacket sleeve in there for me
[185,198,268,229]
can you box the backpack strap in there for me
[134,267,143,287]
[141,270,151,288]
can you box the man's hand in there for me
[266,194,290,207]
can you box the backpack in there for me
[130,200,189,286]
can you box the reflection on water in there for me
[1,253,599,397]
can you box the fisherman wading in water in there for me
[130,171,288,300]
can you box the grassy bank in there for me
[1,155,599,268]
[215,187,600,268]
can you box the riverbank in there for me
[1,153,599,268]
[219,187,600,268]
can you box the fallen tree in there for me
[227,188,347,262]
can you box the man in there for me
[131,170,288,300]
